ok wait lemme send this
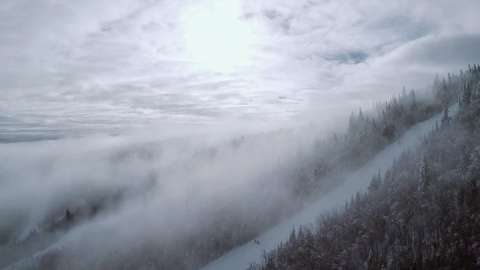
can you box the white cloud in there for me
[1,0,479,138]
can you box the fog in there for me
[2,0,480,269]
[0,86,447,269]
[0,124,331,268]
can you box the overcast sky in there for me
[2,0,480,139]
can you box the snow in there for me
[200,107,457,270]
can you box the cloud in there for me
[1,0,480,138]
[337,33,480,102]
[0,126,326,268]
[384,33,480,68]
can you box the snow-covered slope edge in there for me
[200,106,457,270]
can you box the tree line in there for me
[250,65,480,270]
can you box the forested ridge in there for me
[250,65,480,270]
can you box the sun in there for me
[180,0,256,73]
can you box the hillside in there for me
[250,65,480,269]
[202,100,457,270]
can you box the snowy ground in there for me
[200,107,455,270]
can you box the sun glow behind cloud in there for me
[1,0,480,141]
[180,0,257,73]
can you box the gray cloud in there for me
[385,33,480,68]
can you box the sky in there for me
[1,0,480,140]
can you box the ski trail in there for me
[200,107,456,270]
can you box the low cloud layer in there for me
[0,128,325,268]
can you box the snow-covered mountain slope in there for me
[200,106,457,270]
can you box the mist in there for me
[1,124,333,268]
[0,81,455,269]
[2,0,480,269]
